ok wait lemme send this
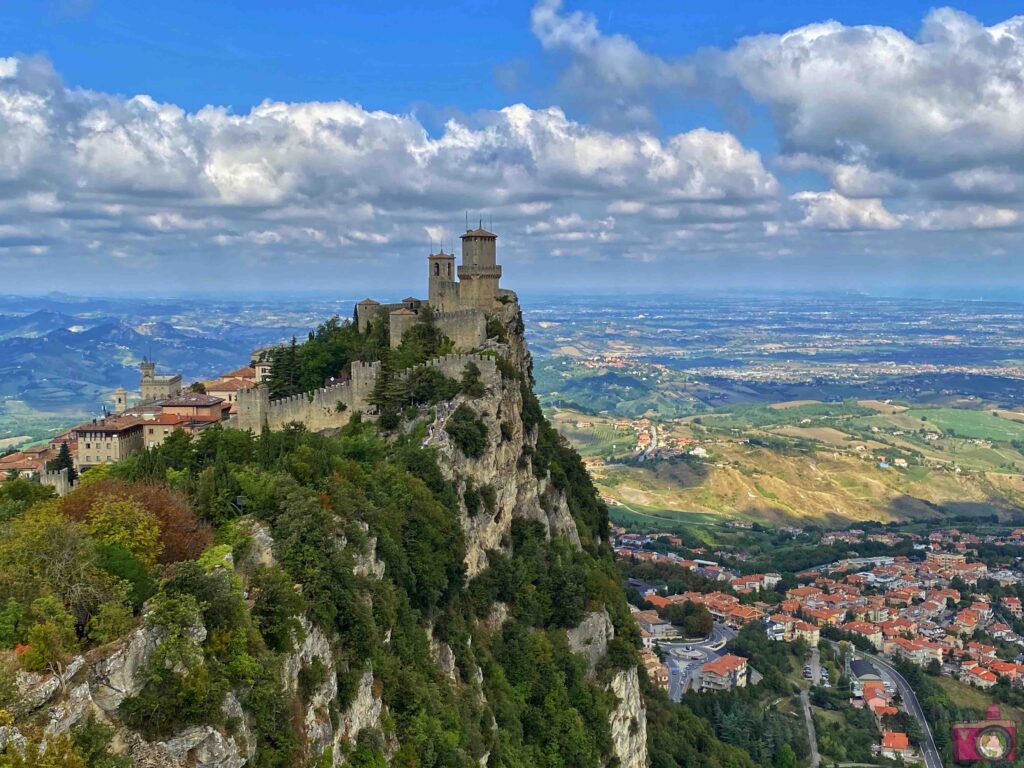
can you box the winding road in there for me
[857,650,943,768]
[828,643,943,768]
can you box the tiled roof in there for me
[160,393,225,407]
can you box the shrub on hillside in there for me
[445,405,488,458]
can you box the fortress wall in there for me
[40,467,74,497]
[435,310,486,350]
[389,311,418,348]
[408,353,499,386]
[230,354,496,434]
[356,302,402,332]
[263,380,355,431]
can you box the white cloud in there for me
[793,190,1020,232]
[793,191,903,231]
[725,9,1024,184]
[530,0,694,126]
[0,53,779,278]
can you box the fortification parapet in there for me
[40,467,75,497]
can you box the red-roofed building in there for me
[841,621,883,649]
[881,731,912,759]
[700,654,748,692]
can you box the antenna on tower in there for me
[465,211,469,231]
[489,215,492,231]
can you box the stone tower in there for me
[428,247,458,311]
[113,387,129,413]
[138,359,182,403]
[458,227,501,309]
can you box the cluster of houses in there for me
[845,659,919,761]
[0,352,274,485]
[612,530,735,582]
[772,549,1024,690]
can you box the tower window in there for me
[434,263,440,276]
[447,263,451,276]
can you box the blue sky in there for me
[2,1,1024,296]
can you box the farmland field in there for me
[905,408,1024,441]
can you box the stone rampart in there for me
[230,354,496,433]
[40,467,75,497]
[435,310,486,350]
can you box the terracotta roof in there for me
[206,378,251,392]
[221,366,256,380]
[702,654,746,676]
[461,228,497,238]
[882,732,909,750]
[357,298,380,305]
[73,416,143,433]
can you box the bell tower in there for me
[428,246,457,311]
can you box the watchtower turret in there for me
[458,227,501,309]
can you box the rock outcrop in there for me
[609,667,648,768]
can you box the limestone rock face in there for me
[567,610,614,677]
[91,620,205,713]
[45,682,93,737]
[425,298,582,578]
[162,726,246,768]
[333,670,383,756]
[17,654,83,711]
[609,667,648,768]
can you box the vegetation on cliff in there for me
[0,304,758,768]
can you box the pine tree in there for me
[49,442,77,483]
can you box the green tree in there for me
[86,497,162,567]
[250,565,305,652]
[48,442,78,484]
[22,595,78,675]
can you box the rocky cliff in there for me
[2,292,648,768]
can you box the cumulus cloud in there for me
[527,3,1024,244]
[792,191,902,231]
[792,190,1020,232]
[724,9,1024,192]
[530,0,694,126]
[0,53,780,285]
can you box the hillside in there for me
[0,294,748,767]
[550,402,1024,528]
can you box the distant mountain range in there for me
[0,294,352,417]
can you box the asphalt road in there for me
[850,649,943,768]
[663,622,737,701]
[811,646,821,686]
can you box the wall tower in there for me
[428,247,458,311]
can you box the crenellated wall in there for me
[230,354,496,433]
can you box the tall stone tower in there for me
[458,227,501,309]
[428,246,458,311]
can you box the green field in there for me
[906,407,1024,441]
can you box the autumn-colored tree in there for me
[60,480,211,563]
[85,497,162,568]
